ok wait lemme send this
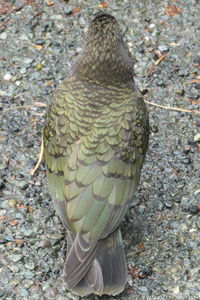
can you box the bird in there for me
[43,12,149,296]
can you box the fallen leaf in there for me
[166,226,173,230]
[187,98,200,105]
[184,77,200,85]
[47,81,54,86]
[24,1,39,5]
[129,267,148,279]
[99,2,110,8]
[129,267,140,278]
[196,145,200,153]
[9,220,19,226]
[172,168,179,175]
[72,6,82,15]
[15,239,27,245]
[0,1,17,15]
[138,242,145,250]
[46,1,55,6]
[34,45,43,50]
[28,206,33,213]
[165,4,183,16]
[17,204,26,209]
[160,20,169,26]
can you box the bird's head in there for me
[74,13,134,85]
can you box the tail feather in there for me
[85,259,103,292]
[63,233,102,289]
[95,228,127,295]
[63,228,127,296]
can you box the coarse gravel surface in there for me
[0,0,200,299]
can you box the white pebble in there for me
[0,32,7,39]
[149,23,156,30]
[4,73,12,81]
[173,286,180,294]
[194,133,200,142]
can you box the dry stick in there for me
[183,79,200,85]
[0,102,46,115]
[12,92,30,99]
[29,135,44,176]
[144,100,200,115]
[0,102,46,175]
[146,53,168,77]
[127,250,141,257]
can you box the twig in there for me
[144,100,200,114]
[127,250,141,257]
[6,265,16,273]
[146,53,168,77]
[30,135,44,176]
[183,79,200,85]
[0,102,46,115]
[12,92,30,99]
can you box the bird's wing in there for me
[44,100,148,243]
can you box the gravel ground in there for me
[0,0,200,299]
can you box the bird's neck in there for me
[74,37,134,85]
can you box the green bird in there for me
[43,13,149,296]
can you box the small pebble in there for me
[8,199,17,207]
[7,254,23,262]
[176,89,184,95]
[189,268,199,276]
[189,205,200,214]
[39,239,51,248]
[20,68,27,74]
[19,288,29,297]
[158,45,169,52]
[153,200,164,211]
[36,63,44,71]
[4,73,12,81]
[194,133,200,142]
[183,145,191,154]
[194,189,200,197]
[173,286,180,294]
[47,287,59,298]
[23,58,33,64]
[0,290,5,297]
[165,201,173,208]
[19,33,29,40]
[35,39,44,45]
[21,228,35,237]
[25,262,35,270]
[15,212,25,219]
[0,32,7,39]
[178,223,188,233]
[0,90,9,96]
[15,181,29,190]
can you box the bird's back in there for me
[43,13,149,296]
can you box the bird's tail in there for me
[63,228,127,296]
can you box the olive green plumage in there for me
[43,13,149,296]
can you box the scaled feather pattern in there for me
[43,13,149,296]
